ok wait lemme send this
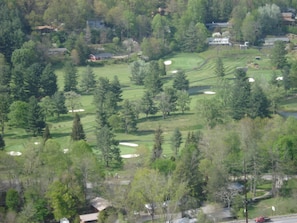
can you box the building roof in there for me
[35,25,55,30]
[90,197,111,211]
[79,213,98,222]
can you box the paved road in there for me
[224,214,297,223]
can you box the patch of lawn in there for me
[6,47,293,161]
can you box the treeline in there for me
[2,0,297,64]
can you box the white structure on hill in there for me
[208,38,231,45]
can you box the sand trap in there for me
[248,77,255,82]
[121,154,140,158]
[69,109,85,113]
[164,60,172,65]
[119,142,138,147]
[63,148,69,154]
[171,70,178,74]
[276,76,283,81]
[34,142,40,145]
[8,151,22,156]
[204,91,216,95]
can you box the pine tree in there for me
[27,96,45,136]
[40,64,58,97]
[271,41,287,69]
[0,134,5,150]
[80,65,96,93]
[63,61,78,92]
[120,99,137,134]
[173,71,189,91]
[230,68,251,120]
[96,125,122,168]
[71,113,86,141]
[170,128,182,156]
[144,61,163,96]
[43,125,51,144]
[248,84,270,119]
[152,125,164,161]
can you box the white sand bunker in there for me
[121,154,140,158]
[8,151,22,156]
[69,109,85,113]
[248,77,255,82]
[171,70,178,74]
[204,91,216,95]
[276,76,283,81]
[119,142,138,147]
[164,60,172,65]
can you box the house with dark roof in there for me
[79,197,111,223]
[281,12,296,25]
[89,53,113,61]
[87,19,105,30]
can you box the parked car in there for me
[255,216,271,222]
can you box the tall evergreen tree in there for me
[71,113,86,141]
[182,21,199,52]
[152,125,164,161]
[120,99,137,134]
[248,84,270,119]
[27,96,45,136]
[144,61,163,96]
[173,71,189,91]
[174,131,205,209]
[0,134,5,150]
[80,65,96,93]
[96,125,122,168]
[110,75,123,103]
[170,128,183,156]
[0,2,25,62]
[40,64,58,97]
[271,41,287,69]
[230,68,251,120]
[43,125,51,144]
[51,91,68,118]
[130,60,147,85]
[0,93,10,135]
[63,61,78,92]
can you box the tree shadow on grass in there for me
[48,115,74,123]
[137,112,195,124]
[50,132,71,138]
[133,130,155,136]
[4,133,31,139]
[188,85,212,96]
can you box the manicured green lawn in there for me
[4,47,297,156]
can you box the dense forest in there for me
[1,0,297,223]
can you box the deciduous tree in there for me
[176,90,191,114]
[140,91,158,118]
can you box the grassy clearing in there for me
[4,47,297,155]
